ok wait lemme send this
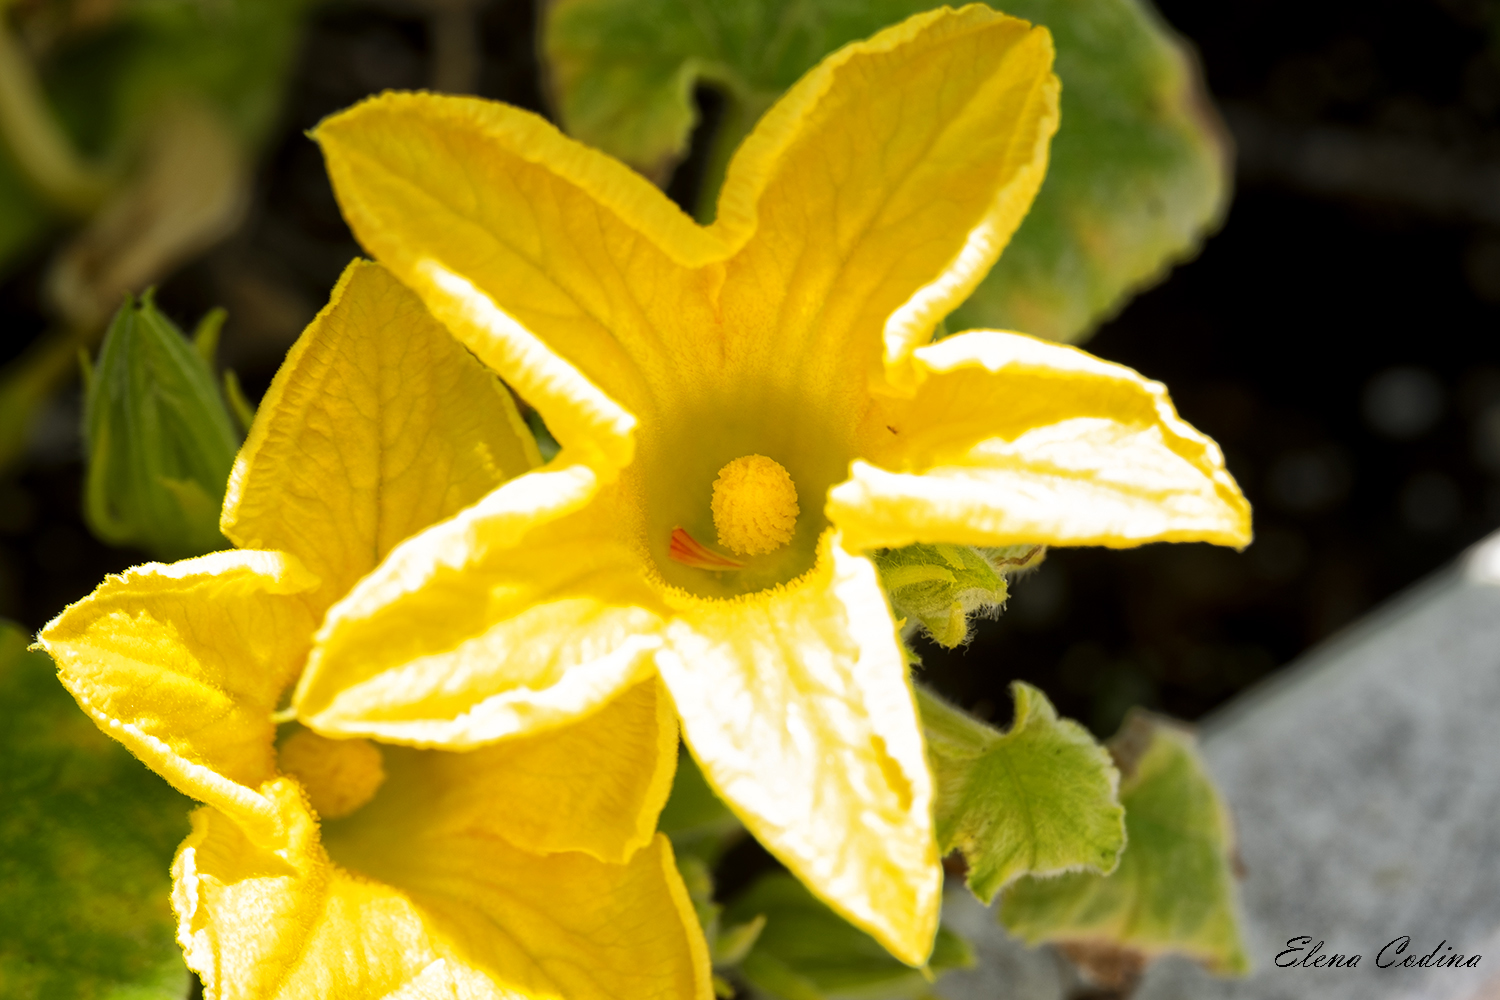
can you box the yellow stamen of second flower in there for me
[711,455,800,556]
[279,729,386,819]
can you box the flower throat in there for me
[670,455,799,570]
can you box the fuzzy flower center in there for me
[279,729,386,819]
[711,455,800,556]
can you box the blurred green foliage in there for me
[726,872,973,1000]
[4,0,310,271]
[0,0,314,475]
[0,620,192,999]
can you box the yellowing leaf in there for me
[0,622,191,1000]
[948,0,1230,342]
[37,549,319,833]
[919,683,1124,903]
[543,0,1228,343]
[656,536,939,967]
[999,711,1250,978]
[832,331,1251,552]
[223,258,538,612]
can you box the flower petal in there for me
[295,468,665,748]
[326,820,711,1000]
[314,93,726,472]
[654,534,940,966]
[36,551,318,837]
[830,331,1252,552]
[342,676,678,864]
[716,6,1059,387]
[222,259,537,613]
[173,778,453,1000]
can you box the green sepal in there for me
[999,711,1251,979]
[918,683,1124,903]
[523,407,561,463]
[221,368,256,435]
[726,872,973,1000]
[0,621,192,998]
[83,290,241,560]
[191,306,228,366]
[542,0,1228,342]
[876,544,1040,648]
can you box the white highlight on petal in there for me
[417,258,637,474]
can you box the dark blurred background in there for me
[3,0,1499,740]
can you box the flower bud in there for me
[81,292,241,560]
[876,543,1045,649]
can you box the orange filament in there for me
[669,526,745,570]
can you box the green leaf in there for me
[0,620,193,999]
[999,711,1250,979]
[726,872,973,1000]
[543,0,1227,340]
[918,682,1124,903]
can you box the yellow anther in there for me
[279,729,386,819]
[711,455,800,556]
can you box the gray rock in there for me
[937,888,1069,1000]
[940,531,1500,1000]
[1135,530,1500,1000]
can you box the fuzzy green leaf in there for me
[919,682,1124,903]
[876,544,1011,649]
[542,0,1228,341]
[0,621,193,999]
[999,711,1250,977]
[726,872,973,1000]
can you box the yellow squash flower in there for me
[299,5,1251,966]
[38,261,712,1000]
